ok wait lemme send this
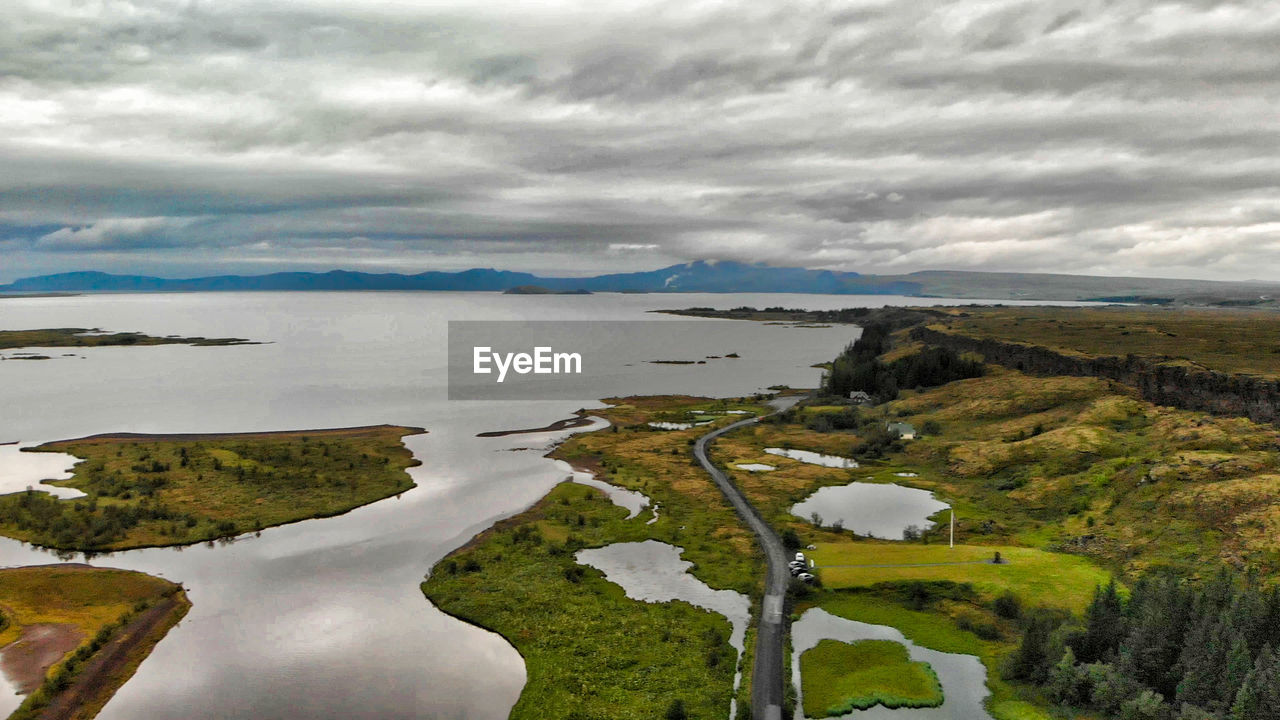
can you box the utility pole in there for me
[949,510,955,549]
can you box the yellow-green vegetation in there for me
[809,542,1113,614]
[800,639,942,716]
[0,328,255,350]
[424,395,771,719]
[0,565,190,720]
[931,305,1280,377]
[882,367,1280,573]
[0,425,423,550]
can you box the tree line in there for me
[1008,569,1280,719]
[823,322,984,402]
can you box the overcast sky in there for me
[2,0,1279,282]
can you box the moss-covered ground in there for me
[799,638,942,716]
[0,425,423,551]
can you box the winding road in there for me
[694,396,800,720]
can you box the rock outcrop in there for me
[911,326,1280,424]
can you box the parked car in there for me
[797,573,815,583]
[794,552,806,562]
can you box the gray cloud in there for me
[2,0,1280,282]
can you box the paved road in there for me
[693,397,800,720]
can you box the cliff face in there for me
[910,326,1280,424]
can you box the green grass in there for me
[807,593,1052,720]
[809,542,1114,614]
[424,482,740,720]
[0,425,423,550]
[425,395,773,719]
[0,327,255,349]
[800,639,942,716]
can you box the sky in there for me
[2,0,1279,283]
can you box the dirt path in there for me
[35,595,189,720]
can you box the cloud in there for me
[2,0,1280,281]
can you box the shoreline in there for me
[35,424,427,448]
[33,591,191,720]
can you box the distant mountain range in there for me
[3,262,1279,304]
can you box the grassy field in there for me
[0,328,255,350]
[0,425,423,551]
[0,566,176,647]
[0,565,189,720]
[931,306,1280,377]
[804,592,1050,720]
[425,395,771,719]
[875,367,1280,574]
[800,638,942,716]
[809,542,1114,614]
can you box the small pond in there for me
[734,463,776,472]
[555,461,652,520]
[764,448,858,468]
[791,607,991,720]
[0,443,86,499]
[648,421,712,430]
[792,482,948,539]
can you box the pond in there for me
[791,608,991,720]
[764,448,858,468]
[575,540,750,719]
[0,443,86,499]
[556,460,652,520]
[734,463,776,472]
[792,482,949,539]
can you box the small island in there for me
[801,639,943,716]
[0,564,190,720]
[0,425,424,551]
[0,328,258,354]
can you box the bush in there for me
[994,591,1022,619]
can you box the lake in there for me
[0,291,1081,719]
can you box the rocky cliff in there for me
[910,326,1280,424]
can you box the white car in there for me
[797,573,815,583]
[794,552,806,562]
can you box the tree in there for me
[1120,690,1168,720]
[1231,646,1280,720]
[1006,613,1055,683]
[1076,579,1125,663]
[1048,647,1090,706]
[665,699,688,720]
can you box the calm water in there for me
[0,292,1080,719]
[791,608,992,720]
[792,482,950,539]
[764,447,859,468]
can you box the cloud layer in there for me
[3,0,1279,281]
